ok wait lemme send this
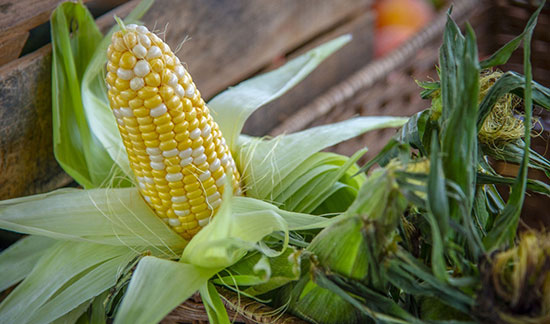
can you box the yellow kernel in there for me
[113,37,126,51]
[156,122,174,134]
[150,196,162,205]
[158,192,171,201]
[191,138,204,149]
[185,183,201,193]
[115,78,130,91]
[128,133,141,142]
[142,132,158,141]
[172,111,186,123]
[160,85,175,100]
[185,110,197,122]
[166,165,181,174]
[153,114,171,125]
[202,177,215,188]
[170,188,186,196]
[157,184,170,193]
[137,116,153,125]
[169,181,184,189]
[119,52,137,69]
[110,50,122,64]
[144,139,160,148]
[115,95,128,107]
[119,89,136,101]
[164,156,179,166]
[123,32,137,49]
[144,95,162,109]
[183,174,197,185]
[205,186,217,196]
[182,221,198,230]
[212,168,225,179]
[145,72,161,87]
[139,124,155,133]
[159,132,175,142]
[177,139,193,151]
[133,108,149,117]
[191,204,208,213]
[187,189,202,200]
[151,170,165,179]
[188,118,200,131]
[129,98,144,109]
[195,210,212,220]
[188,196,205,206]
[107,61,118,73]
[175,132,189,143]
[137,86,158,100]
[106,72,117,86]
[165,96,181,110]
[160,139,177,151]
[125,125,139,135]
[150,58,164,73]
[181,98,193,112]
[173,202,190,210]
[174,121,189,133]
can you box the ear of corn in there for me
[105,24,241,240]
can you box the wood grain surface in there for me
[0,0,373,199]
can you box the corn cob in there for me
[105,24,241,240]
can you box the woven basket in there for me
[167,0,550,322]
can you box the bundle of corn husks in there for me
[0,0,549,323]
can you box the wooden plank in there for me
[0,0,371,199]
[244,11,375,136]
[0,31,28,66]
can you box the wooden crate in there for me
[0,0,374,199]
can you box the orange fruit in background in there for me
[373,0,435,56]
[374,0,435,31]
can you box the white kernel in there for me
[117,68,134,80]
[209,159,221,172]
[146,147,161,155]
[199,170,211,182]
[136,25,149,34]
[150,104,167,117]
[166,173,183,182]
[175,84,185,98]
[185,84,196,97]
[151,161,165,170]
[149,154,163,162]
[146,46,162,60]
[221,137,226,146]
[175,56,181,64]
[216,174,226,186]
[139,182,147,190]
[144,196,152,203]
[164,54,174,67]
[167,73,178,87]
[133,60,150,77]
[192,146,205,157]
[182,74,191,85]
[168,218,181,227]
[116,118,125,126]
[138,34,151,48]
[201,124,211,137]
[220,154,229,166]
[126,24,138,30]
[171,195,188,203]
[174,209,190,217]
[144,176,155,184]
[133,44,147,59]
[207,192,220,203]
[112,108,122,118]
[189,128,201,140]
[198,218,210,227]
[194,154,207,165]
[120,107,134,117]
[174,65,185,78]
[180,157,193,167]
[179,148,192,159]
[210,199,222,209]
[163,148,179,157]
[130,77,144,90]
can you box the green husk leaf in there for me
[0,235,55,291]
[0,241,136,324]
[239,116,408,199]
[114,256,219,324]
[199,282,230,324]
[0,188,186,256]
[208,35,351,150]
[50,2,117,188]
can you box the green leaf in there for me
[199,282,230,324]
[484,3,543,250]
[114,256,220,324]
[0,188,186,256]
[239,116,408,199]
[51,2,117,188]
[0,235,55,291]
[208,35,352,150]
[0,241,136,324]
